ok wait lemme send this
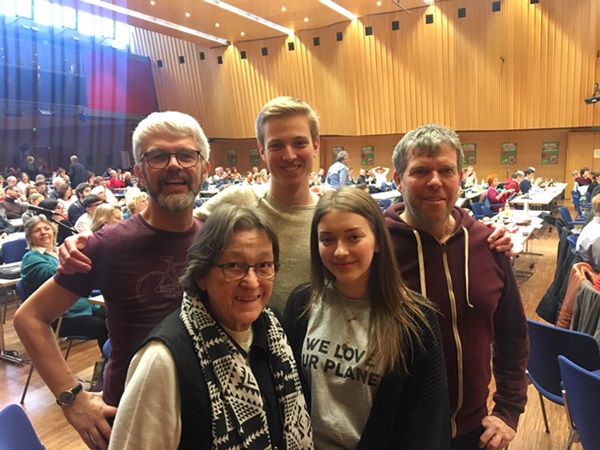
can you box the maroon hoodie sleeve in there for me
[490,255,530,430]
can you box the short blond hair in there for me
[126,189,149,214]
[255,96,319,147]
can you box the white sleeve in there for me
[109,341,181,450]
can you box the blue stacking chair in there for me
[470,202,486,220]
[1,238,27,263]
[526,319,600,435]
[558,355,600,450]
[377,198,392,212]
[570,191,588,220]
[566,234,578,249]
[0,404,44,449]
[558,206,585,230]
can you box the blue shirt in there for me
[326,161,349,190]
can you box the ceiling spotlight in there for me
[240,31,245,36]
[304,17,309,22]
[79,0,229,45]
[215,22,220,27]
[185,12,190,17]
[377,1,382,5]
[204,0,294,37]
[150,0,155,5]
[281,6,286,11]
[424,0,434,4]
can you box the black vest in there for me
[142,308,284,449]
[141,309,212,449]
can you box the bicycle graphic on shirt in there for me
[136,256,185,310]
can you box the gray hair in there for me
[513,170,525,179]
[392,123,463,176]
[336,150,349,162]
[132,111,211,165]
[255,97,319,147]
[24,215,57,248]
[179,204,280,298]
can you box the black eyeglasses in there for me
[212,261,279,281]
[141,149,202,169]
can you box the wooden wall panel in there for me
[129,0,600,140]
[209,129,571,188]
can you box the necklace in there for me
[341,306,365,350]
[331,287,370,350]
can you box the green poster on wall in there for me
[249,148,260,167]
[500,142,517,164]
[227,148,237,167]
[331,146,344,164]
[361,146,374,165]
[462,144,477,165]
[541,142,559,164]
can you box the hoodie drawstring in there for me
[412,226,473,308]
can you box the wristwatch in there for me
[56,383,83,406]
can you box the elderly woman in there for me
[20,215,107,350]
[110,205,313,449]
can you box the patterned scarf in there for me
[180,293,313,450]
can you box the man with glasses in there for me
[14,111,210,450]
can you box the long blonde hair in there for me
[91,204,121,232]
[308,188,434,374]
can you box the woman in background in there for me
[56,182,74,210]
[485,173,514,212]
[17,172,34,196]
[37,199,75,246]
[91,204,123,232]
[123,189,148,219]
[21,192,45,226]
[20,215,107,350]
[284,188,449,449]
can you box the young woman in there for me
[90,204,123,232]
[283,187,449,449]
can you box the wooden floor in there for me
[0,203,583,449]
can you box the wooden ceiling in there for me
[68,0,441,47]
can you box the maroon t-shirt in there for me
[55,214,202,406]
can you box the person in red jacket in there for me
[386,123,529,450]
[107,170,125,189]
[503,170,524,194]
